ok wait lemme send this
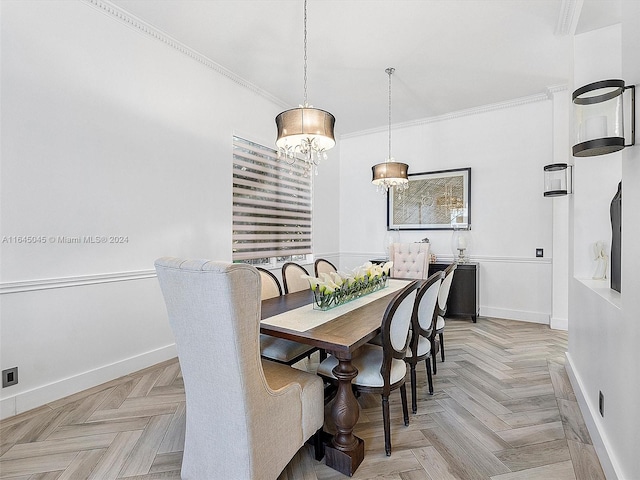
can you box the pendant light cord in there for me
[386,67,395,161]
[303,0,308,107]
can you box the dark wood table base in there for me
[325,438,365,476]
[324,357,364,476]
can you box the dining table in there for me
[260,278,411,476]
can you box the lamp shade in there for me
[275,107,336,152]
[573,79,635,157]
[371,162,409,186]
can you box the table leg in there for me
[324,356,365,476]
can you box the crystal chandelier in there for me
[275,0,335,176]
[372,67,409,194]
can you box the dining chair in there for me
[314,258,337,277]
[256,267,318,365]
[317,279,421,456]
[405,271,443,413]
[256,266,282,299]
[389,242,430,279]
[155,258,324,479]
[282,261,311,294]
[432,263,457,374]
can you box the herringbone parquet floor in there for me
[0,317,606,480]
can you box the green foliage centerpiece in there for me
[305,261,393,311]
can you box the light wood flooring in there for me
[0,317,606,480]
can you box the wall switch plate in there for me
[2,367,18,388]
[536,248,544,257]
[599,391,604,417]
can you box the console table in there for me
[429,262,479,322]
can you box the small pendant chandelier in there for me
[372,67,409,194]
[275,0,335,176]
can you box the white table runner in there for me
[261,279,410,332]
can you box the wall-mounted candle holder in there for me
[543,163,573,197]
[573,79,635,157]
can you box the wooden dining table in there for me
[260,279,411,476]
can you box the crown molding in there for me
[342,88,568,140]
[555,0,584,36]
[81,0,289,109]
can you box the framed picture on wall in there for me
[387,167,471,230]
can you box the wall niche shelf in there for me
[575,277,621,309]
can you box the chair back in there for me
[314,258,337,277]
[389,243,430,279]
[282,262,310,294]
[410,272,443,355]
[256,267,282,300]
[438,263,457,316]
[379,280,420,387]
[154,258,306,479]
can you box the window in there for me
[232,136,312,265]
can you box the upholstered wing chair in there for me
[155,258,324,480]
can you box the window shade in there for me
[232,136,312,261]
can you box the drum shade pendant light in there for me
[275,0,335,176]
[372,68,409,194]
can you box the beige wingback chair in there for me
[389,243,430,279]
[155,258,324,480]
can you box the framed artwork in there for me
[387,167,471,230]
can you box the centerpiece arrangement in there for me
[304,261,393,311]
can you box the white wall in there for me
[339,100,555,324]
[0,1,339,418]
[567,8,640,478]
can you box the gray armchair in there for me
[155,258,324,480]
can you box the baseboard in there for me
[565,353,619,480]
[0,344,177,420]
[550,316,568,330]
[479,306,549,325]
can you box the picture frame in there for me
[387,167,471,230]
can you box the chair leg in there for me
[319,349,327,361]
[313,428,325,460]
[400,383,409,426]
[425,358,434,395]
[381,395,391,456]
[439,332,445,362]
[432,352,437,375]
[410,362,418,414]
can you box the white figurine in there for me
[592,241,608,280]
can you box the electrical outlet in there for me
[536,248,544,258]
[2,367,18,388]
[599,391,604,417]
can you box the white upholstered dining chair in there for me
[432,262,456,374]
[314,258,337,277]
[317,280,421,456]
[256,266,318,365]
[155,258,324,480]
[389,242,430,279]
[405,271,442,413]
[282,262,311,294]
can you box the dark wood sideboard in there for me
[429,262,479,323]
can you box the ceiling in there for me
[109,0,620,136]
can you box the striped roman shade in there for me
[232,136,312,262]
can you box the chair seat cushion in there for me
[260,334,315,363]
[435,315,445,330]
[407,336,432,358]
[317,344,407,388]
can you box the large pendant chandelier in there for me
[275,0,335,176]
[372,67,409,194]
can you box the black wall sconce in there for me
[543,163,573,197]
[572,79,635,157]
